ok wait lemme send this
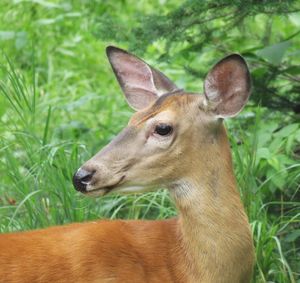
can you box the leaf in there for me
[255,147,271,168]
[275,124,299,138]
[14,0,62,9]
[295,129,300,143]
[286,133,296,154]
[0,31,15,40]
[35,18,57,25]
[267,157,281,171]
[284,65,300,76]
[284,229,300,243]
[256,122,278,147]
[256,41,291,65]
[256,147,271,160]
[57,93,99,112]
[269,137,283,153]
[257,132,271,148]
[289,13,300,27]
[15,32,27,50]
[252,66,269,79]
[267,168,287,191]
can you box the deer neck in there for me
[169,126,253,282]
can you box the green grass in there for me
[0,1,299,282]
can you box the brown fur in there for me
[0,219,187,283]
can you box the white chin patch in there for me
[84,184,154,197]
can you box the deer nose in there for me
[72,168,95,192]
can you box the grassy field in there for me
[0,1,299,282]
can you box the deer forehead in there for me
[145,110,176,128]
[129,92,203,127]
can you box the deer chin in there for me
[85,182,156,197]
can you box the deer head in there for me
[72,46,251,197]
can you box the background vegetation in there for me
[0,1,299,282]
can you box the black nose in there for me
[72,168,95,192]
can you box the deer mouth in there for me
[84,175,126,196]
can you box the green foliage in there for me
[95,0,300,114]
[227,108,300,282]
[0,1,299,282]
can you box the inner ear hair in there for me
[204,53,251,118]
[106,46,179,111]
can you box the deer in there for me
[0,46,254,283]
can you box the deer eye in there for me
[154,123,173,136]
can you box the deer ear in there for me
[106,46,178,111]
[204,54,251,118]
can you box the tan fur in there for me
[0,91,254,282]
